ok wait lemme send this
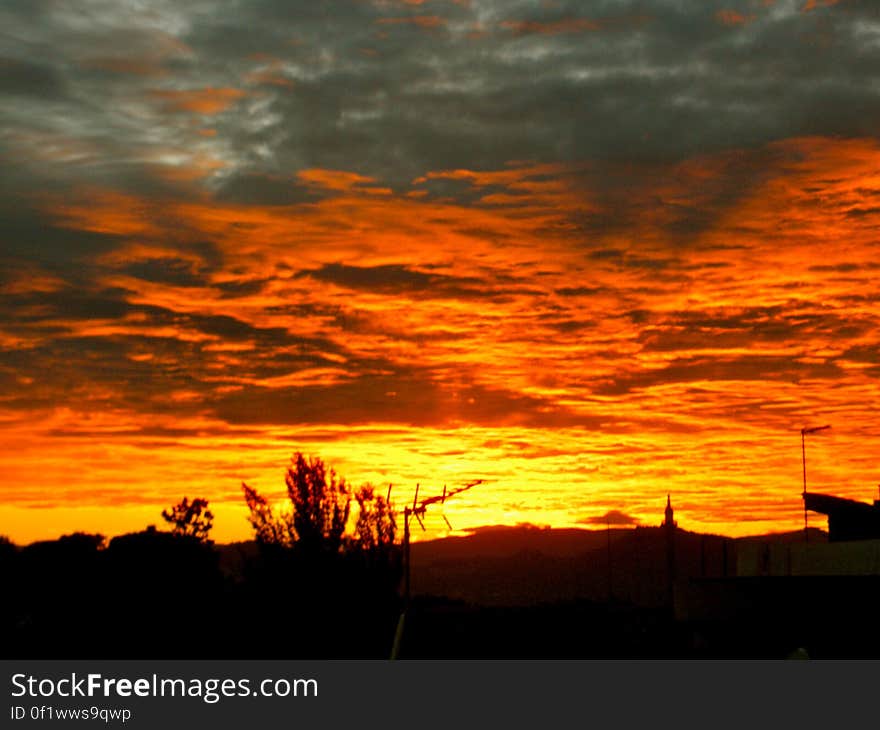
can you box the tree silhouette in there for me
[242,452,351,555]
[0,534,17,559]
[286,452,350,555]
[353,484,396,554]
[351,484,402,607]
[242,483,293,547]
[161,497,214,542]
[103,525,224,656]
[240,452,403,657]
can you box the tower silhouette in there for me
[663,494,677,613]
[663,494,677,529]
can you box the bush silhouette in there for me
[240,452,402,656]
[242,452,351,555]
[162,496,214,542]
[103,526,225,654]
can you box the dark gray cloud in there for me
[120,257,207,288]
[299,262,540,300]
[2,0,877,199]
[594,354,846,396]
[0,202,122,267]
[0,56,66,98]
[213,173,326,206]
[635,306,878,352]
[211,372,597,429]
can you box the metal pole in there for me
[389,480,480,659]
[802,429,808,542]
[801,425,830,543]
[606,521,612,601]
[390,508,410,660]
[801,430,807,494]
[403,508,411,606]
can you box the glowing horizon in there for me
[2,1,879,545]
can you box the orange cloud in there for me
[375,15,446,28]
[245,70,294,88]
[715,9,755,26]
[802,0,843,11]
[295,169,393,197]
[150,87,247,115]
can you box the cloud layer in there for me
[1,0,879,541]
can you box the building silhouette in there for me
[803,492,880,542]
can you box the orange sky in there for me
[2,0,879,544]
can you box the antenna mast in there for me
[390,479,482,659]
[801,424,830,542]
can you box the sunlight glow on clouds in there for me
[1,0,879,542]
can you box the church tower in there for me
[663,494,677,613]
[663,493,677,528]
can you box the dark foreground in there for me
[5,527,880,659]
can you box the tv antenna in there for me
[389,478,482,659]
[801,424,830,542]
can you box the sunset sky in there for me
[2,0,880,544]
